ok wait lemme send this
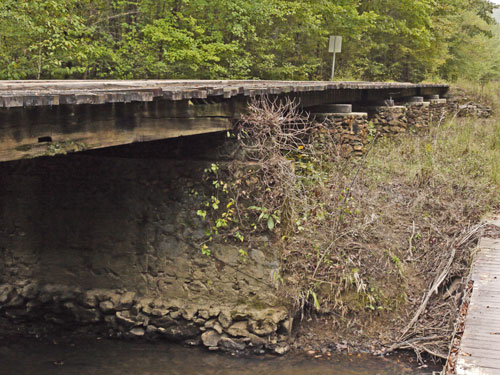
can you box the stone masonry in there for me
[0,139,290,355]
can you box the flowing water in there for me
[0,337,441,375]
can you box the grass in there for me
[288,83,500,358]
[367,115,500,194]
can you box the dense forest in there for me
[0,0,499,82]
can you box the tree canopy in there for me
[0,0,498,82]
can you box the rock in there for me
[82,290,98,308]
[193,318,205,325]
[208,306,220,317]
[250,249,266,263]
[248,319,277,336]
[130,327,145,337]
[167,308,180,318]
[0,285,15,305]
[227,321,249,337]
[40,284,76,303]
[5,294,24,308]
[92,289,118,302]
[64,302,101,323]
[218,310,232,329]
[20,283,38,299]
[184,337,202,346]
[273,343,290,355]
[146,325,158,335]
[150,315,175,329]
[99,300,115,313]
[280,318,294,336]
[181,306,197,321]
[201,330,221,347]
[231,307,248,320]
[137,297,154,315]
[198,310,210,320]
[248,333,267,347]
[219,337,246,351]
[116,311,137,327]
[205,319,223,334]
[151,308,169,317]
[135,313,150,326]
[116,292,135,310]
[160,321,200,341]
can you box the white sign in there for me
[329,36,342,53]
[329,36,342,80]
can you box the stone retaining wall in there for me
[0,144,289,354]
[0,282,290,354]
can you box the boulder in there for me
[248,333,267,347]
[116,311,137,327]
[130,327,145,337]
[160,321,200,341]
[201,330,221,347]
[99,300,115,313]
[116,292,135,310]
[248,319,277,336]
[0,285,15,305]
[205,319,223,334]
[218,310,232,329]
[227,321,249,337]
[219,337,246,351]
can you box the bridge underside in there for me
[0,80,449,162]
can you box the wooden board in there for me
[456,217,500,375]
[0,80,449,108]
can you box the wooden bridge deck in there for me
[457,217,500,375]
[0,80,448,162]
[0,80,448,108]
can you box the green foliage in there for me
[1,0,498,82]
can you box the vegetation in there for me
[1,0,499,82]
[195,86,500,358]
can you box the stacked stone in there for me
[405,97,431,129]
[456,104,493,118]
[367,106,408,134]
[0,282,291,355]
[445,91,493,118]
[310,104,369,157]
[428,98,448,124]
[323,113,369,157]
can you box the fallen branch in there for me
[399,225,482,339]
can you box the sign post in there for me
[329,36,342,80]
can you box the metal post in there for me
[331,52,336,81]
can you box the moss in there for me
[43,141,87,156]
[15,144,32,152]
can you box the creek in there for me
[0,337,441,375]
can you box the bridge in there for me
[0,80,448,162]
[456,216,500,374]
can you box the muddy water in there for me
[0,338,441,375]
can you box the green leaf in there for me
[196,210,207,220]
[267,216,275,230]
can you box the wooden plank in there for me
[0,117,233,162]
[458,216,500,374]
[0,80,450,109]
